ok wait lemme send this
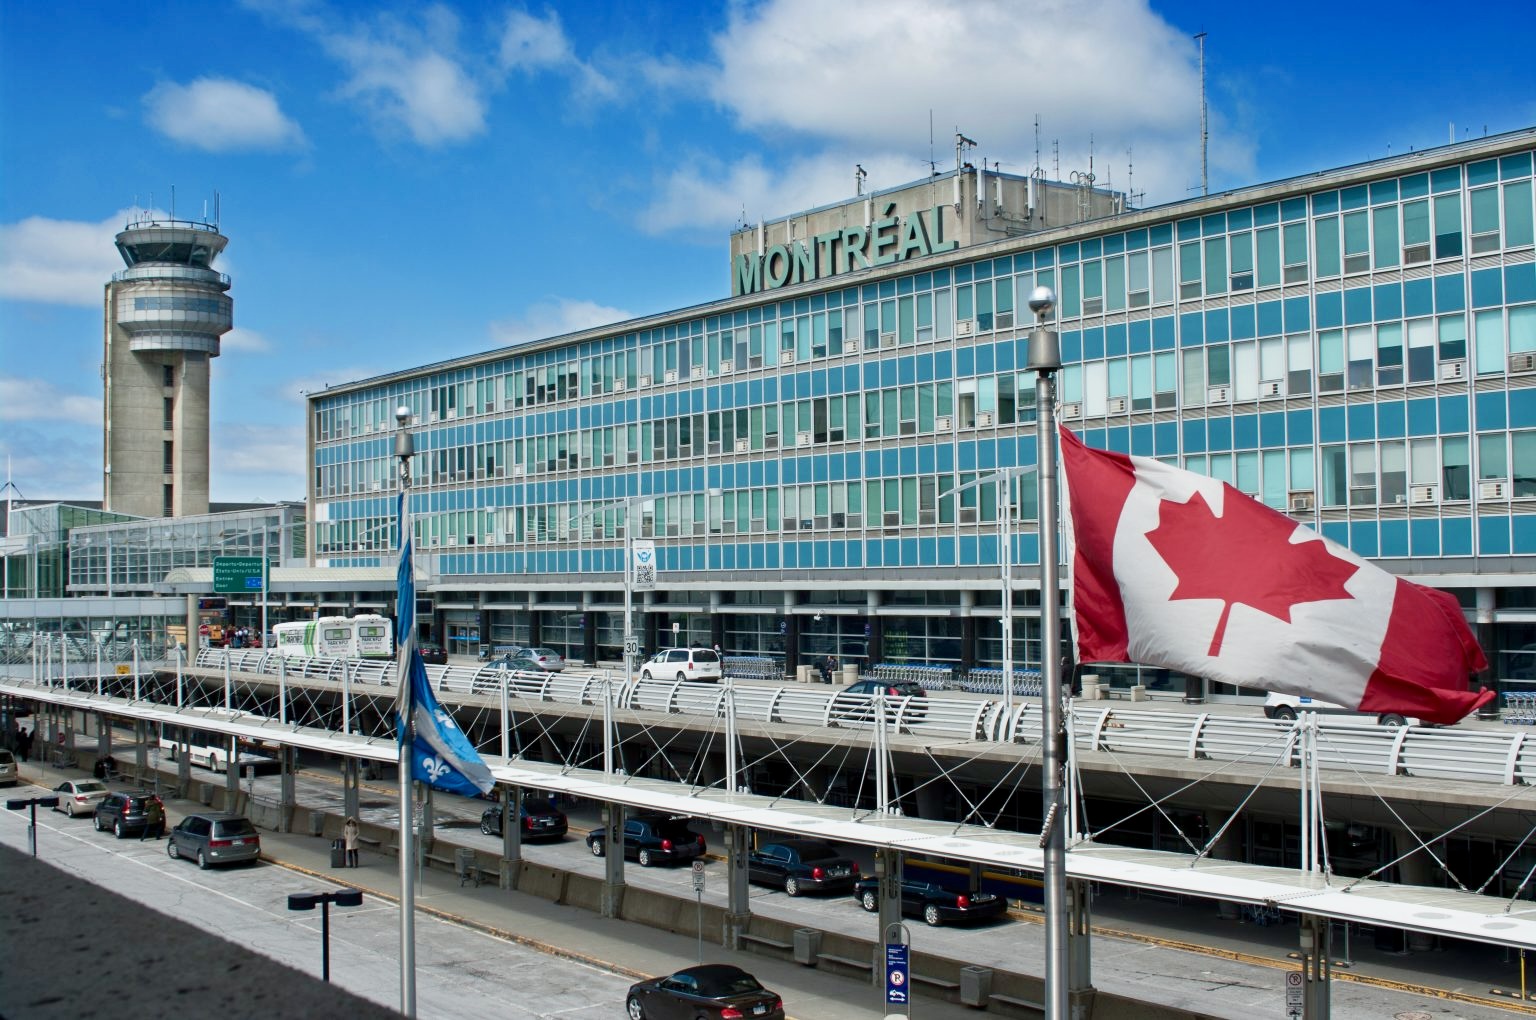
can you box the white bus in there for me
[272,614,393,660]
[158,723,279,775]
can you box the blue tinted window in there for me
[1377,401,1405,438]
[1370,180,1398,205]
[1316,292,1343,329]
[1257,301,1283,337]
[1177,219,1201,241]
[1346,403,1375,439]
[1400,173,1429,200]
[1373,283,1402,322]
[1471,268,1503,308]
[1318,406,1346,442]
[1205,310,1229,342]
[1407,398,1437,436]
[1468,159,1499,187]
[1439,395,1469,433]
[1340,185,1368,211]
[1479,516,1511,555]
[1230,305,1255,340]
[1182,419,1207,453]
[1312,191,1339,215]
[1476,391,1508,429]
[1432,166,1462,193]
[1403,278,1433,317]
[1344,287,1372,325]
[1435,273,1466,312]
[1349,521,1378,557]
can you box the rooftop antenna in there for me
[1195,31,1209,196]
[855,164,868,196]
[1034,115,1042,177]
[171,184,176,219]
[1052,140,1060,181]
[954,131,977,211]
[929,109,935,176]
[215,190,221,227]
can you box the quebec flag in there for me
[394,491,495,797]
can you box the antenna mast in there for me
[1196,31,1209,196]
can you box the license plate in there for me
[233,839,249,846]
[829,866,849,877]
[752,1005,769,1016]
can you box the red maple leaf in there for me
[1144,485,1360,657]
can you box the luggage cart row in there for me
[1503,691,1536,725]
[723,655,783,682]
[867,663,955,690]
[957,668,1044,698]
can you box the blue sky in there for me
[2,0,1533,504]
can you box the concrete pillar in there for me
[134,720,148,783]
[1067,878,1096,1009]
[279,747,296,833]
[709,593,725,655]
[1300,913,1332,1019]
[96,712,112,764]
[225,735,240,802]
[185,594,200,660]
[876,850,904,988]
[723,825,752,948]
[601,802,626,917]
[1206,810,1244,920]
[1476,587,1498,719]
[342,758,361,821]
[177,734,192,798]
[500,785,522,890]
[913,784,943,821]
[420,783,435,854]
[1393,827,1436,952]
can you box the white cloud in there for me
[641,0,1252,229]
[497,9,616,103]
[143,77,305,152]
[490,298,633,345]
[221,327,271,354]
[0,422,99,501]
[333,41,486,145]
[0,376,100,425]
[0,211,128,306]
[210,421,306,502]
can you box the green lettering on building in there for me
[733,206,955,296]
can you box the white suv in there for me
[1262,691,1418,727]
[640,648,723,683]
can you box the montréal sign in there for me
[733,202,957,297]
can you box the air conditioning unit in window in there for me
[511,465,525,476]
[1403,243,1431,265]
[1288,491,1315,512]
[734,438,750,453]
[935,415,952,431]
[1106,396,1127,414]
[959,506,978,523]
[1059,402,1083,419]
[1259,380,1284,398]
[638,374,653,387]
[780,350,795,366]
[1510,353,1536,374]
[1480,480,1509,501]
[996,311,1015,329]
[1410,483,1438,504]
[363,423,374,434]
[883,511,901,528]
[1439,360,1465,382]
[879,332,897,347]
[691,366,704,380]
[663,370,678,383]
[445,536,458,546]
[843,339,861,354]
[976,410,994,427]
[956,319,975,337]
[719,361,733,374]
[1207,386,1231,403]
[612,379,626,391]
[796,430,813,447]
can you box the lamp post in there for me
[393,404,417,1018]
[6,795,61,856]
[287,888,363,981]
[1024,285,1070,1020]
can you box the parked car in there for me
[479,797,569,842]
[625,964,783,1020]
[852,877,1008,926]
[0,748,17,787]
[834,678,928,721]
[167,812,262,869]
[748,839,859,896]
[1262,691,1417,727]
[517,647,565,672]
[53,779,110,816]
[94,790,165,838]
[418,642,449,666]
[586,812,706,866]
[640,647,723,683]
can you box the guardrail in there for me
[142,650,1536,788]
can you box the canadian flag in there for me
[1059,427,1492,725]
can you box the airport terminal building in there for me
[306,129,1536,702]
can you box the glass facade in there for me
[309,133,1536,683]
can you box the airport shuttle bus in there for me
[272,614,393,660]
[158,723,279,775]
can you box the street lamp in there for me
[287,887,363,981]
[6,795,61,857]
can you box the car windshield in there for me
[697,972,764,996]
[691,650,719,662]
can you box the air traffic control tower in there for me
[103,215,232,518]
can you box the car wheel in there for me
[168,841,180,860]
[1379,713,1408,727]
[197,849,210,870]
[480,819,495,836]
[93,814,104,832]
[113,820,125,839]
[63,801,73,817]
[1273,705,1297,721]
[676,672,688,683]
[924,904,943,927]
[641,670,654,681]
[625,994,646,1020]
[590,839,605,858]
[860,889,878,912]
[638,849,654,867]
[785,876,802,897]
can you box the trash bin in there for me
[792,927,822,966]
[330,838,346,869]
[960,965,993,1006]
[455,847,479,886]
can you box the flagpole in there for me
[394,406,417,1019]
[1026,286,1070,1019]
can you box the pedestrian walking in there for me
[16,726,31,762]
[343,816,360,867]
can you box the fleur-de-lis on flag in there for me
[433,707,459,732]
[421,755,450,782]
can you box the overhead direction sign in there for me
[213,556,265,594]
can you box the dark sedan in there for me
[479,797,569,842]
[833,679,927,721]
[747,838,858,896]
[626,964,783,1020]
[586,813,706,866]
[853,877,1009,926]
[418,642,449,665]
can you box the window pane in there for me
[1314,216,1341,277]
[1511,306,1536,354]
[1479,433,1508,480]
[1373,206,1399,269]
[1434,194,1462,258]
[1506,180,1535,248]
[1475,309,1504,375]
[1256,227,1280,287]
